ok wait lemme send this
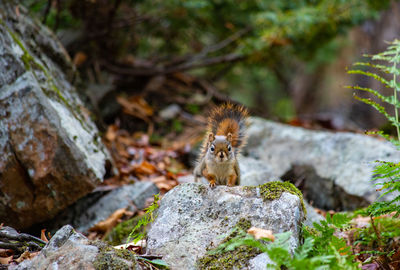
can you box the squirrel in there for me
[194,103,248,187]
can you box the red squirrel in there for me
[194,103,248,187]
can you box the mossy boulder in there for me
[0,1,111,229]
[147,182,305,269]
[11,225,136,270]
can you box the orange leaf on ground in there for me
[105,124,118,142]
[41,229,49,242]
[151,175,167,183]
[14,250,39,263]
[72,52,87,67]
[0,255,13,265]
[89,208,134,234]
[134,161,158,175]
[117,96,153,120]
[247,227,275,241]
[155,182,173,191]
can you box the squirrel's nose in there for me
[219,152,224,158]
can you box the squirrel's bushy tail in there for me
[208,103,248,149]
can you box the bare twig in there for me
[54,0,61,30]
[165,53,246,74]
[369,216,383,251]
[103,53,246,76]
[196,79,238,104]
[0,226,46,253]
[137,254,163,259]
[166,27,251,66]
[42,0,51,24]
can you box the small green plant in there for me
[127,193,160,244]
[347,39,400,218]
[353,216,400,255]
[212,213,357,270]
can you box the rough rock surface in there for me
[0,2,111,229]
[240,156,280,186]
[244,118,400,210]
[43,181,159,234]
[10,225,135,270]
[147,183,305,270]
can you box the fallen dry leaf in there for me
[247,227,275,241]
[117,96,153,120]
[155,181,173,190]
[135,161,158,175]
[41,229,49,242]
[0,255,13,265]
[14,250,39,263]
[114,240,146,250]
[151,175,167,183]
[89,208,134,234]
[105,124,119,142]
[73,52,87,67]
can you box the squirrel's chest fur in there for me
[205,156,236,184]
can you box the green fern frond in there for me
[347,69,391,87]
[127,193,160,243]
[353,95,400,128]
[347,85,400,108]
[352,62,400,75]
[366,131,400,148]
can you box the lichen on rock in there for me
[197,218,261,270]
[92,240,136,270]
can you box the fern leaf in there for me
[353,95,400,128]
[352,61,400,76]
[347,69,391,87]
[347,85,400,108]
[366,131,400,148]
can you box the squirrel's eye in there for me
[210,146,215,152]
[228,146,231,152]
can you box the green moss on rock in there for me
[259,181,306,216]
[104,216,144,246]
[92,240,136,270]
[197,218,260,270]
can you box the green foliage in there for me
[22,0,389,119]
[127,194,160,244]
[213,213,357,270]
[302,213,356,269]
[348,39,400,140]
[353,216,400,256]
[197,218,260,270]
[104,215,143,245]
[22,0,81,29]
[348,40,400,218]
[362,161,400,217]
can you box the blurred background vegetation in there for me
[21,0,399,134]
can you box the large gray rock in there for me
[244,118,400,210]
[11,225,136,270]
[240,156,280,186]
[147,183,305,270]
[0,2,111,229]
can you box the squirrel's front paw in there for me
[209,180,216,188]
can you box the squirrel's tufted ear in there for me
[208,133,215,142]
[227,133,232,142]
